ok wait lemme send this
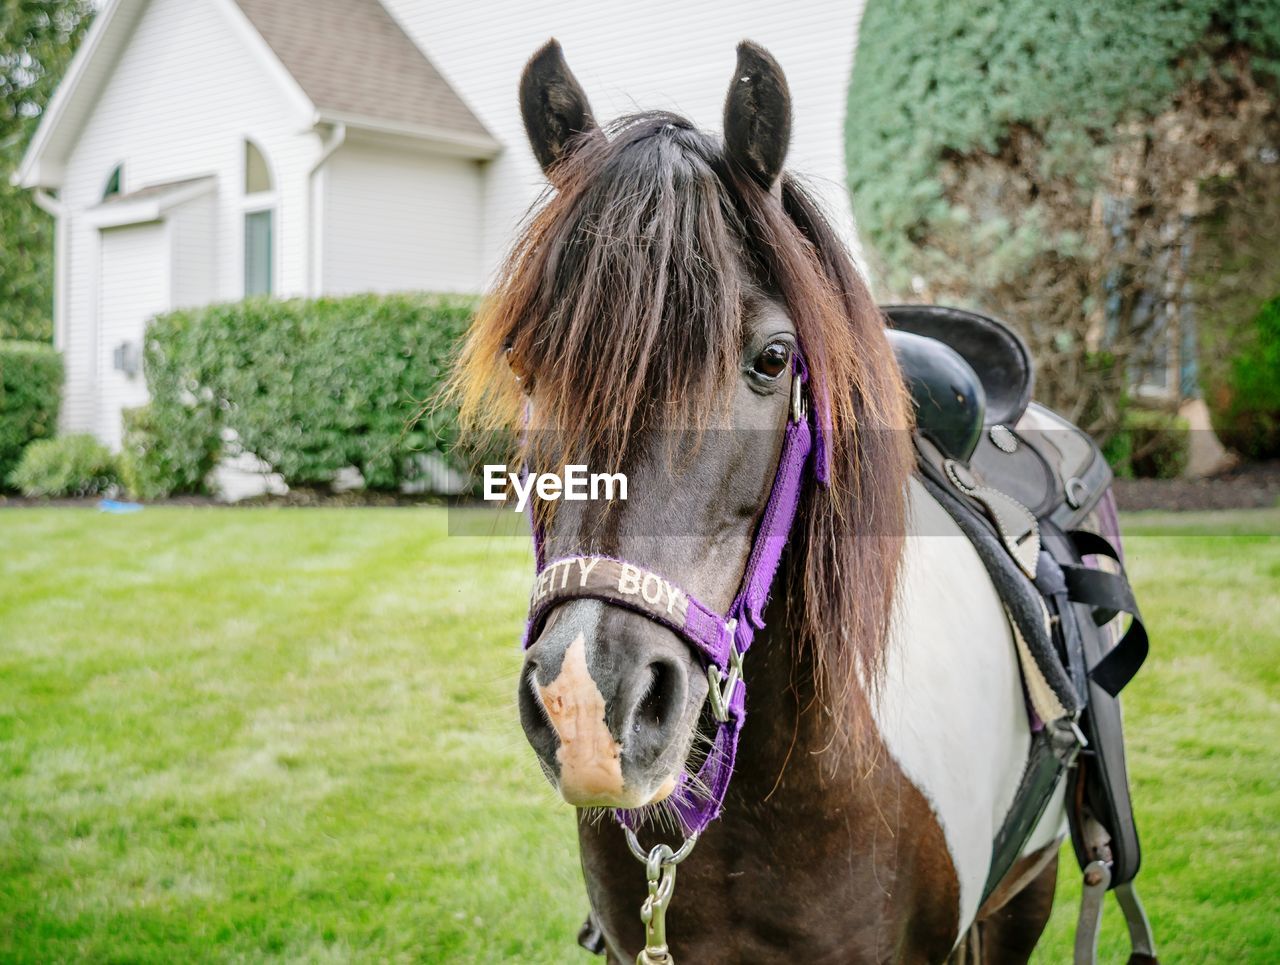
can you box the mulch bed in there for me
[0,487,450,510]
[1112,460,1280,512]
[0,494,215,509]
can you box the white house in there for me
[17,0,868,448]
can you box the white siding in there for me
[58,212,93,434]
[382,0,869,283]
[321,140,484,295]
[96,222,167,447]
[58,0,318,436]
[169,192,217,309]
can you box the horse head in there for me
[454,38,909,822]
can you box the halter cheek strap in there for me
[523,357,824,834]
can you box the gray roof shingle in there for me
[233,0,493,143]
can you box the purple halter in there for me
[523,357,828,834]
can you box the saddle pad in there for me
[918,472,1081,720]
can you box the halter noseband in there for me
[523,356,827,834]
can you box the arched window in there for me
[244,139,273,195]
[102,164,123,200]
[242,140,275,296]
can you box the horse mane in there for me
[452,112,912,734]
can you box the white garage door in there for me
[97,222,169,448]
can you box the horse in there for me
[454,39,1085,963]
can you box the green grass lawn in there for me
[1,507,1277,962]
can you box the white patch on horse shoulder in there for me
[872,479,1035,939]
[537,634,627,806]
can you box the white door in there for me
[97,222,169,448]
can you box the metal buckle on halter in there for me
[706,619,742,723]
[791,370,807,423]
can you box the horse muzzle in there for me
[518,600,701,808]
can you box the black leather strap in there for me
[981,727,1072,905]
[1064,565,1137,628]
[1034,538,1089,706]
[1062,531,1149,698]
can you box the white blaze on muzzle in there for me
[535,634,632,806]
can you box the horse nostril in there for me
[636,661,671,730]
[628,658,686,768]
[517,664,557,762]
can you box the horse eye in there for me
[751,341,791,380]
[505,347,528,386]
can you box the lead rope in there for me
[624,827,700,965]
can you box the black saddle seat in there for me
[886,329,985,463]
[884,304,1034,427]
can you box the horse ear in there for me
[723,41,792,193]
[520,39,599,176]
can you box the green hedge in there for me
[1211,295,1280,459]
[1104,408,1190,480]
[0,340,62,488]
[140,293,476,496]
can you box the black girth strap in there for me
[1062,531,1149,698]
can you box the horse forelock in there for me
[459,114,746,463]
[451,110,913,748]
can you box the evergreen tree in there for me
[847,0,1280,433]
[0,0,93,342]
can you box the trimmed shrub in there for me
[1101,430,1134,480]
[0,340,62,488]
[1211,295,1280,459]
[142,293,477,495]
[117,405,211,501]
[8,434,117,497]
[1105,409,1190,480]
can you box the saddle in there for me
[885,304,1157,963]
